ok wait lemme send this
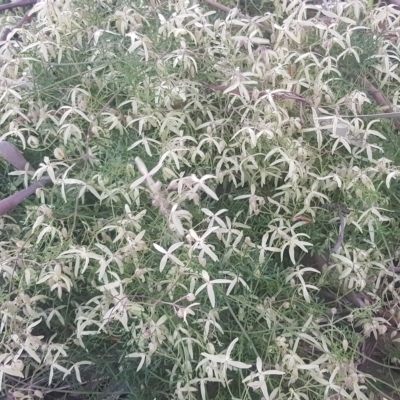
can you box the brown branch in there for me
[357,76,400,131]
[0,176,52,216]
[1,10,34,41]
[0,141,34,171]
[203,0,234,14]
[0,156,90,216]
[387,0,400,8]
[0,0,37,13]
[301,251,373,309]
[0,0,38,42]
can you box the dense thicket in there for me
[1,0,400,399]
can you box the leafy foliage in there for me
[1,0,400,399]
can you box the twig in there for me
[0,11,34,41]
[0,0,37,13]
[332,212,345,254]
[203,0,234,14]
[344,291,371,308]
[0,176,52,216]
[0,155,90,216]
[0,141,35,171]
[224,297,260,359]
[387,0,400,8]
[86,90,121,149]
[341,112,400,120]
[357,76,400,131]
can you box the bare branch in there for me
[0,141,34,171]
[387,0,400,8]
[0,176,52,216]
[0,11,34,41]
[203,0,233,14]
[0,0,37,13]
[332,212,345,254]
[358,76,400,131]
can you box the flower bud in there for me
[186,293,196,302]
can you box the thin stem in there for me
[225,296,260,359]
